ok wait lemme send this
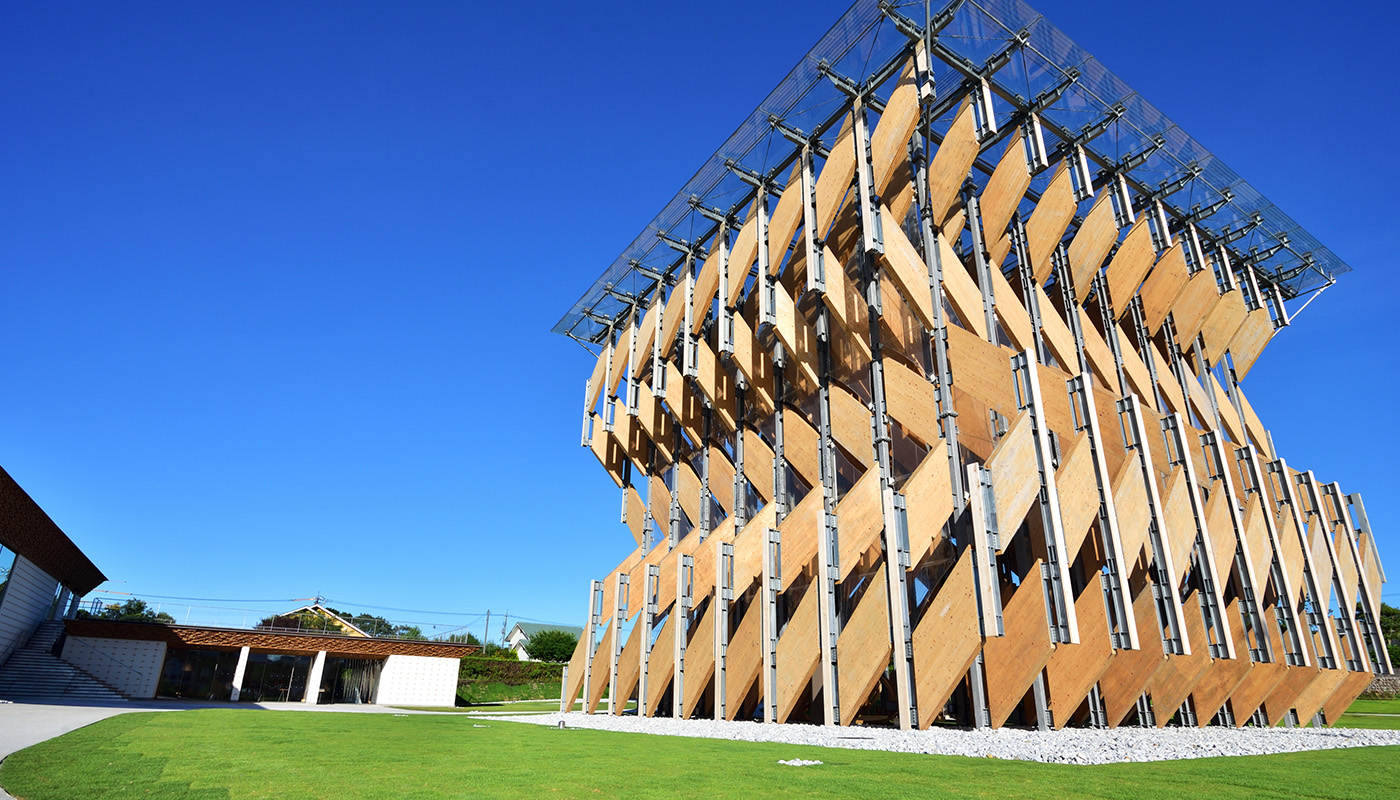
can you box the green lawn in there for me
[399,699,634,713]
[1332,697,1400,730]
[2,710,1397,800]
[456,681,561,705]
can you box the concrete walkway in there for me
[0,697,446,800]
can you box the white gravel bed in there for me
[490,712,1400,764]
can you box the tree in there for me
[1380,602,1399,668]
[524,629,578,662]
[442,632,481,645]
[392,625,426,640]
[78,599,175,624]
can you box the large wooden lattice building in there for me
[553,0,1391,730]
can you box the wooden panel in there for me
[729,313,775,415]
[676,463,703,528]
[658,280,688,359]
[649,472,673,533]
[1104,220,1155,313]
[613,619,644,714]
[1322,671,1374,725]
[625,485,647,545]
[1228,660,1287,726]
[1046,582,1115,729]
[989,257,1036,353]
[1034,284,1080,374]
[586,624,615,713]
[1200,290,1248,365]
[682,601,715,718]
[987,410,1040,545]
[1291,667,1349,725]
[1026,161,1076,284]
[608,322,633,397]
[1075,307,1120,395]
[813,117,857,238]
[1162,469,1197,583]
[904,439,953,566]
[946,323,1018,420]
[1168,269,1218,345]
[1209,376,1246,453]
[1146,604,1210,726]
[689,244,722,337]
[830,382,874,469]
[730,503,779,599]
[775,586,820,722]
[1055,432,1099,559]
[913,545,982,729]
[1236,387,1271,457]
[836,470,884,581]
[1068,193,1117,298]
[880,205,938,333]
[742,428,775,502]
[870,61,920,196]
[1334,527,1361,612]
[585,341,611,416]
[979,136,1031,243]
[689,518,736,609]
[766,190,804,280]
[1188,599,1252,725]
[1277,509,1306,608]
[708,445,736,515]
[1229,308,1275,379]
[647,614,676,714]
[1148,340,1187,417]
[633,299,661,376]
[1263,665,1319,726]
[823,254,874,363]
[634,383,674,463]
[1102,584,1168,726]
[1112,456,1150,565]
[1115,322,1157,405]
[776,491,822,593]
[562,626,591,711]
[938,234,990,340]
[927,101,978,231]
[983,565,1055,728]
[693,338,737,432]
[1138,244,1189,333]
[725,217,759,309]
[837,575,894,725]
[1241,497,1274,599]
[1309,520,1334,604]
[1205,491,1236,591]
[591,428,626,488]
[882,356,941,447]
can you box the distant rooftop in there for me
[554,0,1349,345]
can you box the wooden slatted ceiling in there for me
[912,544,982,729]
[1137,243,1189,333]
[979,136,1032,249]
[1104,220,1155,316]
[1026,161,1077,285]
[927,100,978,233]
[1068,193,1117,298]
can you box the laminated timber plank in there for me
[730,503,780,600]
[1188,599,1253,725]
[1114,322,1159,407]
[659,278,689,359]
[1137,243,1189,333]
[1067,193,1117,298]
[587,624,616,713]
[1111,443,1151,565]
[742,430,776,503]
[904,439,953,566]
[1168,269,1218,345]
[613,618,644,714]
[838,574,894,726]
[813,115,857,240]
[1263,665,1319,726]
[986,410,1041,547]
[676,463,703,529]
[1162,469,1197,584]
[1205,491,1236,591]
[633,299,662,379]
[1102,583,1169,727]
[945,323,1019,420]
[870,60,921,198]
[878,271,927,367]
[983,564,1055,728]
[880,204,940,333]
[709,445,736,515]
[775,585,820,723]
[564,628,591,711]
[882,355,942,447]
[1045,577,1116,729]
[1104,220,1155,315]
[650,473,673,536]
[682,600,716,718]
[1075,307,1122,396]
[1055,431,1100,559]
[625,485,647,545]
[836,470,885,581]
[780,408,823,491]
[822,256,875,364]
[988,256,1037,353]
[1026,161,1077,284]
[1308,520,1334,604]
[1227,619,1289,725]
[634,383,674,463]
[912,546,983,729]
[940,235,991,341]
[725,216,760,309]
[585,340,611,417]
[776,490,823,593]
[647,614,677,714]
[1200,289,1248,365]
[1241,497,1274,600]
[729,312,776,415]
[927,100,978,232]
[591,428,626,489]
[979,136,1032,248]
[693,337,738,432]
[1145,604,1211,727]
[830,381,875,470]
[1033,284,1081,373]
[1228,308,1274,379]
[609,321,633,398]
[1291,667,1350,725]
[1150,339,1188,417]
[1322,671,1374,725]
[1276,508,1307,613]
[689,239,723,337]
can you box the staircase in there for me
[0,621,128,701]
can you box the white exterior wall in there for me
[373,655,458,707]
[0,555,60,666]
[61,636,166,698]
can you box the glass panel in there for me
[318,657,383,705]
[156,649,239,701]
[0,545,16,607]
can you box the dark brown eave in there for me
[65,619,481,660]
[0,465,106,594]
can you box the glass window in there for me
[237,653,312,703]
[0,544,17,608]
[318,657,383,704]
[157,649,240,701]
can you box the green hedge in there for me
[458,655,564,686]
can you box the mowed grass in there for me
[400,699,634,713]
[2,710,1398,800]
[1334,697,1400,729]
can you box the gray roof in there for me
[509,622,583,640]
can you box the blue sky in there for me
[2,0,1397,639]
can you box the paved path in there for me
[0,697,445,800]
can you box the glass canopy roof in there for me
[554,0,1349,345]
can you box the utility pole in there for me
[484,610,490,648]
